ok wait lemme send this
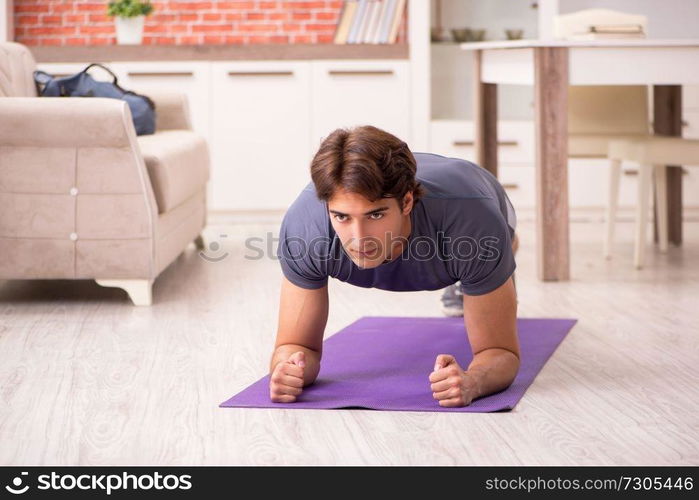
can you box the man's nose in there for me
[350,222,370,247]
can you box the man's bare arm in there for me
[269,275,329,387]
[462,275,520,399]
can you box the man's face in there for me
[327,189,413,269]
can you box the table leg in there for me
[653,85,683,246]
[473,50,498,177]
[534,47,570,281]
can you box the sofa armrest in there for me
[0,96,138,147]
[146,90,192,131]
[0,95,159,241]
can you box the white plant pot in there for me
[115,15,145,45]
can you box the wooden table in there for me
[460,39,699,281]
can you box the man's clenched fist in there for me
[429,354,479,407]
[269,351,306,403]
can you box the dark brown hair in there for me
[310,125,425,209]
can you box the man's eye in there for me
[369,213,384,220]
[333,214,348,222]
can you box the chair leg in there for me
[96,279,154,306]
[194,234,206,250]
[604,158,622,259]
[634,164,653,269]
[654,164,669,253]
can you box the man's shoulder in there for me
[280,181,329,238]
[412,153,508,234]
[413,152,496,201]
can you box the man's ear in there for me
[401,191,414,215]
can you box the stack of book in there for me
[333,0,407,44]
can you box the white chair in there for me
[605,138,699,269]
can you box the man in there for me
[269,125,520,407]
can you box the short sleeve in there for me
[276,188,329,290]
[277,235,328,289]
[451,200,516,296]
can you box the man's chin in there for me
[352,256,385,269]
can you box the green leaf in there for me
[107,0,155,18]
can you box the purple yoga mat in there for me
[220,316,577,413]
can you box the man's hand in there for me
[428,354,480,407]
[270,351,306,403]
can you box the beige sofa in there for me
[0,42,210,305]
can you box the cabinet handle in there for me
[452,140,519,147]
[228,71,294,77]
[128,71,194,77]
[502,183,519,189]
[328,70,394,76]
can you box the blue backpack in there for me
[33,63,156,136]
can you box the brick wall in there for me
[13,1,407,46]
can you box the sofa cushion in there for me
[137,130,209,213]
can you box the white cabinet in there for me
[429,119,666,210]
[109,61,212,141]
[208,58,410,211]
[429,119,534,165]
[36,58,413,212]
[429,117,699,210]
[209,61,312,211]
[311,60,411,148]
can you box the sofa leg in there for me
[96,279,154,306]
[194,234,206,250]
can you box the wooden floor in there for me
[0,218,697,465]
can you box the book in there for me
[358,0,376,44]
[370,0,389,44]
[362,0,382,44]
[377,0,396,43]
[388,0,406,44]
[347,0,368,44]
[589,24,644,34]
[570,32,646,40]
[333,0,358,44]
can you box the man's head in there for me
[310,125,425,269]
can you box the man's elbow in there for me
[504,348,520,380]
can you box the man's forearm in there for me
[269,344,321,386]
[466,348,520,399]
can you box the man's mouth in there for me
[353,247,378,258]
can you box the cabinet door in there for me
[311,60,410,149]
[110,61,211,141]
[429,119,534,166]
[210,61,312,211]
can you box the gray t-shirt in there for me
[277,152,517,295]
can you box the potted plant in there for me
[107,0,155,45]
